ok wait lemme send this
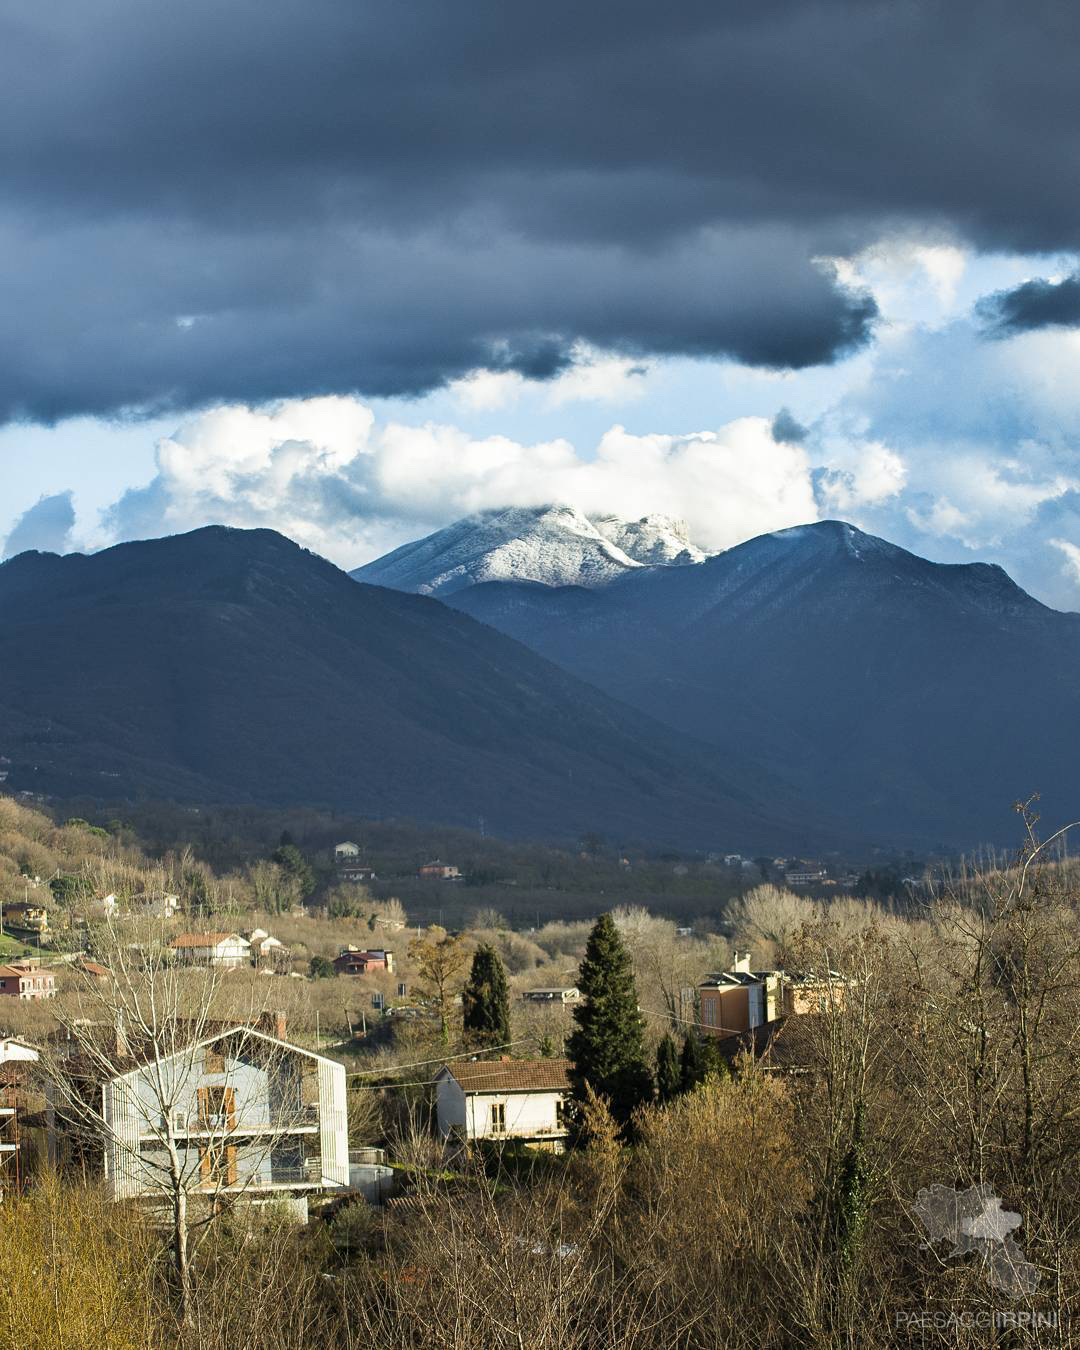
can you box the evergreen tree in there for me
[538,1033,556,1058]
[679,1031,707,1094]
[462,943,512,1050]
[833,1100,870,1270]
[655,1032,681,1102]
[568,913,653,1126]
[271,843,316,900]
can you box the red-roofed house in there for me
[435,1058,570,1150]
[333,947,394,977]
[0,962,56,1000]
[418,861,462,881]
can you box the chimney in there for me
[258,1010,288,1041]
[732,949,752,975]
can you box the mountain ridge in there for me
[358,511,1080,846]
[0,525,834,851]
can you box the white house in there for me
[81,893,118,921]
[130,892,180,920]
[244,929,288,966]
[98,1025,348,1202]
[435,1058,571,1151]
[521,987,580,1005]
[334,841,361,861]
[0,1037,38,1192]
[168,932,251,969]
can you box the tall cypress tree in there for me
[655,1032,681,1103]
[568,913,653,1125]
[679,1031,707,1094]
[462,943,512,1051]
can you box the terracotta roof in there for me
[444,1058,571,1094]
[169,932,246,948]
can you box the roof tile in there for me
[445,1058,571,1094]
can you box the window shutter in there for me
[223,1086,236,1130]
[226,1146,237,1186]
[197,1086,209,1128]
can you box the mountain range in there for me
[0,526,819,850]
[4,505,1075,852]
[355,507,1080,847]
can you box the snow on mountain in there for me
[352,504,711,595]
[591,513,706,566]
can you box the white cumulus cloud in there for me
[101,397,819,566]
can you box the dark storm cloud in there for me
[977,272,1080,335]
[3,491,75,557]
[2,0,1079,421]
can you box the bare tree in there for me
[39,908,334,1333]
[408,926,470,1045]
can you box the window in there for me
[702,997,717,1028]
[198,1085,236,1130]
[204,1049,225,1075]
[199,1143,237,1188]
[489,1103,506,1133]
[555,1097,565,1129]
[172,1110,187,1132]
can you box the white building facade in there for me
[435,1059,571,1151]
[100,1026,348,1201]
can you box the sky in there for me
[4,1,1080,607]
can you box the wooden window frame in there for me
[199,1143,238,1188]
[197,1084,236,1131]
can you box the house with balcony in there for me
[1,902,48,934]
[168,932,251,968]
[0,961,56,1000]
[0,1037,38,1195]
[333,946,394,977]
[244,929,289,968]
[521,987,580,1005]
[435,1058,571,1151]
[96,1023,348,1203]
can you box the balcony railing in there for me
[146,1104,321,1139]
[247,1163,326,1187]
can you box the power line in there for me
[344,1036,538,1080]
[350,1075,444,1091]
[639,1004,749,1038]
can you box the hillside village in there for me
[0,789,1076,1346]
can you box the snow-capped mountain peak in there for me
[591,513,706,567]
[351,504,711,595]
